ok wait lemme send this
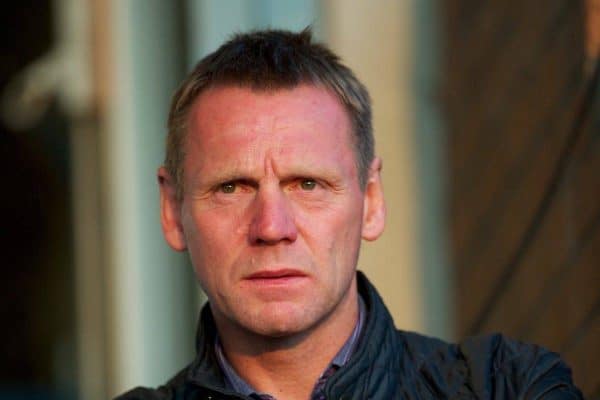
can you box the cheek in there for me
[332,200,365,257]
[183,202,252,262]
[295,201,363,255]
[181,210,235,274]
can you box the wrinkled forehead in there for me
[184,84,359,179]
[188,84,354,149]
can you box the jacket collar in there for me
[322,271,403,398]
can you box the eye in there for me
[219,182,237,193]
[299,179,317,191]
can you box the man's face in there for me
[159,85,385,338]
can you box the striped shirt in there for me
[215,296,366,400]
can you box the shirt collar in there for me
[214,295,367,398]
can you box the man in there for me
[117,29,582,399]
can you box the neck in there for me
[214,283,359,400]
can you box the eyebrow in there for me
[193,171,252,189]
[194,163,345,189]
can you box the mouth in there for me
[244,268,309,284]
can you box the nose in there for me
[248,187,298,245]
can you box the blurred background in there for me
[0,0,598,398]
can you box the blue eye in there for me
[219,182,236,193]
[300,179,317,191]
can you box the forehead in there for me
[185,85,356,172]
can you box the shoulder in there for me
[458,333,583,399]
[397,331,583,399]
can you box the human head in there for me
[165,27,373,200]
[159,84,386,341]
[158,28,387,343]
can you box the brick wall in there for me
[442,1,599,397]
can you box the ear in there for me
[361,157,386,241]
[158,166,187,251]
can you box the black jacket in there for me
[116,272,583,399]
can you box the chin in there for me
[241,304,318,338]
[252,325,301,338]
